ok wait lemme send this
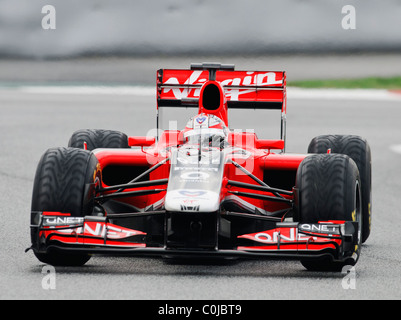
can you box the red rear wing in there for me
[156,63,288,150]
[157,63,287,112]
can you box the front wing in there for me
[29,211,359,263]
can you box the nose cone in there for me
[165,189,220,213]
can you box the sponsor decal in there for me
[42,216,83,226]
[174,166,218,172]
[182,199,200,205]
[239,228,315,244]
[298,223,340,235]
[178,190,207,197]
[80,222,144,239]
[180,171,210,181]
[42,218,145,240]
[196,116,207,124]
[239,223,341,244]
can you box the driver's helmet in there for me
[182,113,228,148]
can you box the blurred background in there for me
[0,0,400,85]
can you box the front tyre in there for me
[308,135,371,243]
[31,147,101,266]
[294,154,362,272]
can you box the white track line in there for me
[2,85,401,101]
[287,87,401,101]
[14,85,155,96]
[390,145,401,155]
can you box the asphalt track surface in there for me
[1,82,401,301]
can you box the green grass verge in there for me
[288,76,401,90]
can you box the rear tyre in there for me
[31,147,101,266]
[294,154,362,272]
[308,135,371,243]
[68,129,129,151]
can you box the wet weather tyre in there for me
[294,154,362,272]
[308,135,372,243]
[30,147,101,266]
[68,129,129,151]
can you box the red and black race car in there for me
[28,63,372,271]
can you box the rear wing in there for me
[156,63,287,150]
[157,63,287,111]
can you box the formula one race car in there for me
[28,63,372,271]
